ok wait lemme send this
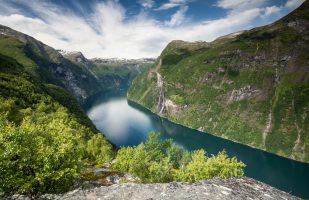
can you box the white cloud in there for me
[260,0,305,20]
[138,0,155,9]
[186,8,262,40]
[155,0,189,10]
[165,6,188,26]
[262,6,282,18]
[285,0,305,9]
[0,0,302,59]
[216,0,267,11]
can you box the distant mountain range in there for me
[0,24,154,102]
[90,57,156,65]
[58,50,155,65]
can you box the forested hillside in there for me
[0,24,244,198]
[128,1,309,163]
[63,51,153,91]
[0,53,114,196]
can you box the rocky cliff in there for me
[62,51,154,92]
[0,25,153,102]
[128,2,309,162]
[7,177,299,200]
[0,25,101,102]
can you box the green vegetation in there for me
[0,54,113,197]
[63,51,152,91]
[90,62,151,90]
[0,25,246,198]
[91,63,138,79]
[113,133,245,183]
[0,32,102,101]
[0,114,83,196]
[128,2,309,163]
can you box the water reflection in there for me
[87,98,152,146]
[84,91,309,199]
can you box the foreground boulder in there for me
[8,177,298,200]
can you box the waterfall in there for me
[157,72,165,114]
[155,59,165,114]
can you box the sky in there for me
[0,0,305,59]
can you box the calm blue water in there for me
[84,90,309,199]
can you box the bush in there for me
[85,134,114,166]
[0,54,114,197]
[0,109,114,197]
[113,132,245,183]
[0,115,83,197]
[174,150,245,182]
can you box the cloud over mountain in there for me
[0,0,304,58]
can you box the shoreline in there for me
[127,97,309,166]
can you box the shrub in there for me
[0,54,114,197]
[174,150,245,182]
[0,115,83,197]
[113,132,245,183]
[85,134,114,166]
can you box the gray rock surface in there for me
[228,85,262,102]
[7,177,299,200]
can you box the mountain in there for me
[128,2,309,163]
[91,57,156,65]
[62,51,154,91]
[0,25,117,196]
[0,25,102,102]
[0,24,153,101]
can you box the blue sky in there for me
[0,0,305,58]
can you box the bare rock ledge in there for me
[7,177,299,200]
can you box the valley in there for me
[0,1,308,199]
[84,89,309,198]
[128,1,309,163]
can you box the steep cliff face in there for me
[63,51,153,92]
[0,25,101,102]
[128,2,309,162]
[0,24,154,101]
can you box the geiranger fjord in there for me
[0,0,308,199]
[84,89,309,198]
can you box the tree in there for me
[113,132,245,183]
[85,133,114,166]
[0,115,83,197]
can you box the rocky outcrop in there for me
[228,85,262,102]
[61,51,90,66]
[8,177,299,200]
[164,99,180,115]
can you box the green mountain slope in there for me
[0,25,102,102]
[0,53,114,196]
[128,2,309,163]
[0,26,115,196]
[0,17,246,198]
[63,51,153,91]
